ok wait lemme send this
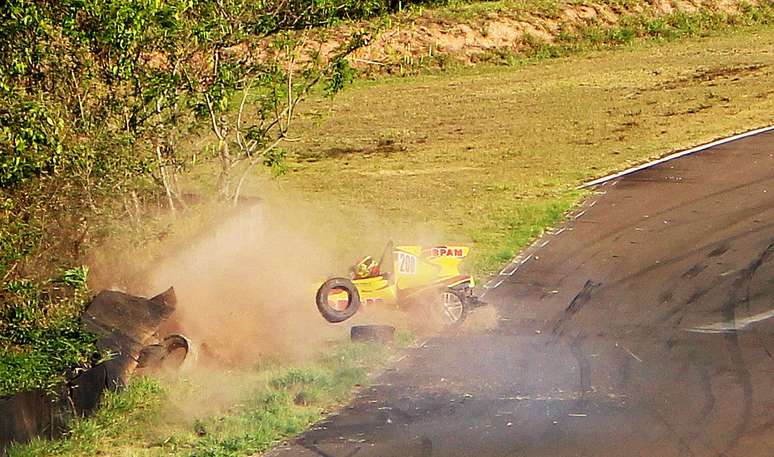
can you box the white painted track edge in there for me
[580,125,774,188]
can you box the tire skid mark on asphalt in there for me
[568,334,592,411]
[669,238,774,336]
[656,281,720,331]
[708,243,731,258]
[696,364,717,426]
[669,243,774,454]
[567,196,774,293]
[544,281,600,415]
[674,361,716,451]
[646,405,699,457]
[663,361,729,457]
[527,243,772,455]
[696,242,774,333]
[558,173,774,265]
[721,330,755,455]
[682,263,708,279]
[645,357,721,454]
[492,188,774,302]
[568,218,774,307]
[759,336,773,358]
[650,275,712,340]
[550,280,602,337]
[716,242,774,454]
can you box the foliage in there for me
[8,342,393,457]
[0,267,97,396]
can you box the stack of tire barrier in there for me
[0,288,177,454]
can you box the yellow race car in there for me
[315,242,483,326]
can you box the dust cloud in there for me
[133,191,409,366]
[88,185,494,420]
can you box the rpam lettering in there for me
[431,247,464,257]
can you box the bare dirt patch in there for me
[656,63,770,89]
[303,0,765,70]
[300,137,408,161]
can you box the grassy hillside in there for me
[281,25,774,273]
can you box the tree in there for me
[1,0,371,278]
[0,0,382,396]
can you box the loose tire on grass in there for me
[316,278,360,323]
[137,334,194,371]
[351,325,395,344]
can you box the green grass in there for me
[279,25,774,273]
[0,268,97,397]
[8,341,399,457]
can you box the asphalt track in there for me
[269,130,774,457]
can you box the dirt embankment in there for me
[299,0,763,70]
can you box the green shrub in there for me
[0,268,97,396]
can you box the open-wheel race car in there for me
[315,242,485,327]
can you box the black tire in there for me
[137,334,191,370]
[351,325,395,344]
[433,288,469,327]
[316,278,361,323]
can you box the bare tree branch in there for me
[204,94,224,140]
[232,135,284,206]
[236,77,253,152]
[156,143,176,214]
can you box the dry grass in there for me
[281,26,774,273]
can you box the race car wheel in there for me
[316,278,361,323]
[433,288,468,327]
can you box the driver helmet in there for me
[352,256,380,279]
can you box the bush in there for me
[0,268,97,396]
